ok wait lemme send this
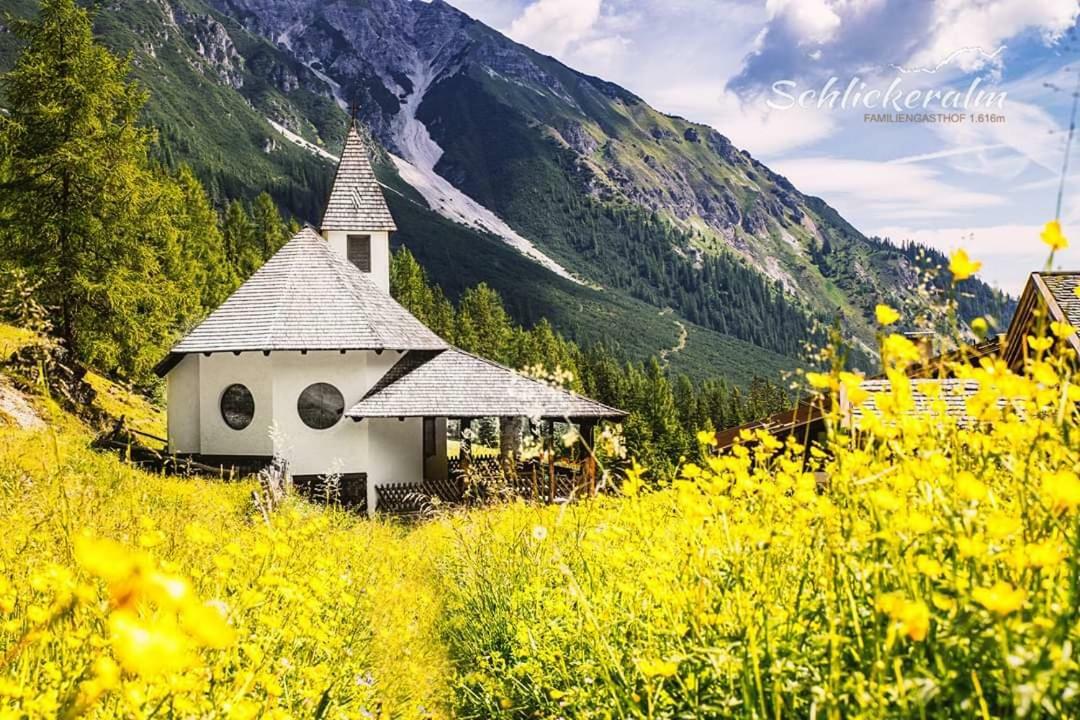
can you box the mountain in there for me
[0,0,1013,383]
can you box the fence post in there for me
[531,463,538,503]
[548,452,556,504]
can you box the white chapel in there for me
[155,122,623,511]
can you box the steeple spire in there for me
[320,120,397,292]
[320,122,396,234]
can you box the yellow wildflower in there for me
[180,601,236,650]
[875,304,901,326]
[915,556,943,578]
[1025,541,1063,569]
[108,610,193,677]
[881,334,922,365]
[949,249,982,281]
[955,471,987,502]
[73,536,139,585]
[972,582,1025,617]
[637,657,679,677]
[1042,469,1080,512]
[1041,220,1068,251]
[877,595,930,641]
[1050,320,1075,339]
[971,317,989,338]
[696,430,717,447]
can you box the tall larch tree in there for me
[251,191,287,261]
[0,0,190,376]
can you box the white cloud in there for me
[508,0,603,56]
[872,222,1080,294]
[912,0,1078,74]
[651,86,837,157]
[764,0,843,45]
[569,34,632,75]
[772,156,1004,221]
[932,98,1066,176]
[729,0,1080,94]
[888,143,1009,164]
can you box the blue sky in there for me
[448,0,1080,294]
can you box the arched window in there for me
[220,384,255,430]
[298,383,345,430]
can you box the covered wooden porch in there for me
[346,349,626,514]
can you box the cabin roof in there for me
[154,228,446,375]
[713,336,1003,450]
[714,398,826,451]
[347,349,627,420]
[320,124,397,233]
[1004,272,1080,367]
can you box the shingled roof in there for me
[1004,272,1080,368]
[154,228,445,376]
[320,123,397,233]
[347,349,627,420]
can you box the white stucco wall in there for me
[167,348,432,511]
[323,229,390,292]
[198,353,275,458]
[269,351,371,476]
[367,417,424,510]
[166,354,201,454]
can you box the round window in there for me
[297,382,345,430]
[220,383,255,431]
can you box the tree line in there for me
[391,249,788,470]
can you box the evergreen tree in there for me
[457,284,512,361]
[170,165,238,310]
[251,192,288,261]
[223,200,258,275]
[0,0,196,376]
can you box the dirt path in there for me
[658,309,688,367]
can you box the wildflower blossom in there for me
[876,304,901,326]
[1041,220,1068,251]
[949,249,982,281]
[972,582,1026,617]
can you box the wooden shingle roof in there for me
[1040,273,1080,328]
[154,228,445,375]
[1004,272,1080,368]
[320,124,397,233]
[347,349,627,420]
[851,378,983,425]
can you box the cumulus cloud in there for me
[728,0,1079,95]
[508,0,604,56]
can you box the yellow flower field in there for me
[2,257,1080,717]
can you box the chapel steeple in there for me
[320,120,396,291]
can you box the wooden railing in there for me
[377,455,600,514]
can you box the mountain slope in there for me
[0,0,1013,382]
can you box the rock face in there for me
[202,0,807,246]
[174,7,245,88]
